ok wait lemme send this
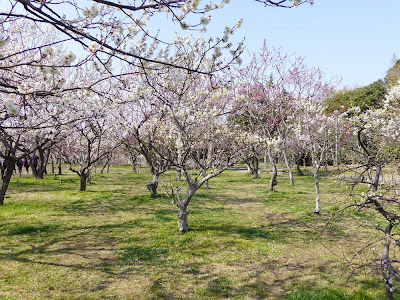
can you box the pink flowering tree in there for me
[234,43,334,192]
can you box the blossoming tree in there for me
[234,43,334,192]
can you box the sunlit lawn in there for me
[0,165,395,299]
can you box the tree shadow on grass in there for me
[191,223,282,242]
[120,246,168,264]
[0,220,145,274]
[7,224,59,236]
[7,182,80,194]
[61,194,160,216]
[261,211,351,242]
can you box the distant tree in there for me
[325,80,386,113]
[385,59,400,88]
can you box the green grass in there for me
[0,166,393,299]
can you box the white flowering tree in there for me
[2,0,246,78]
[59,72,120,191]
[328,85,400,300]
[0,19,83,203]
[114,90,172,198]
[295,102,335,213]
[115,39,242,232]
[62,112,118,191]
[159,85,239,233]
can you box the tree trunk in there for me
[147,173,159,198]
[313,166,320,214]
[288,167,294,185]
[175,182,198,233]
[264,152,268,173]
[37,169,44,179]
[296,164,304,176]
[270,163,278,191]
[246,163,252,175]
[382,223,394,300]
[58,156,62,175]
[202,168,209,189]
[282,148,294,185]
[51,156,55,174]
[0,159,15,205]
[78,172,87,191]
[87,169,92,184]
[177,203,189,233]
[37,148,51,179]
[268,150,278,191]
[176,168,182,181]
[252,156,259,179]
[30,157,38,178]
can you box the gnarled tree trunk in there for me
[147,173,159,198]
[177,203,189,233]
[175,183,197,233]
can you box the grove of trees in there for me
[2,0,400,299]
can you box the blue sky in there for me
[203,0,400,89]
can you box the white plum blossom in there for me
[88,41,98,53]
[200,16,210,25]
[41,46,56,57]
[191,0,201,10]
[61,51,77,66]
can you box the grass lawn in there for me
[0,165,396,299]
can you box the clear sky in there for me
[203,0,400,89]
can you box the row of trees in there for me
[1,19,338,228]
